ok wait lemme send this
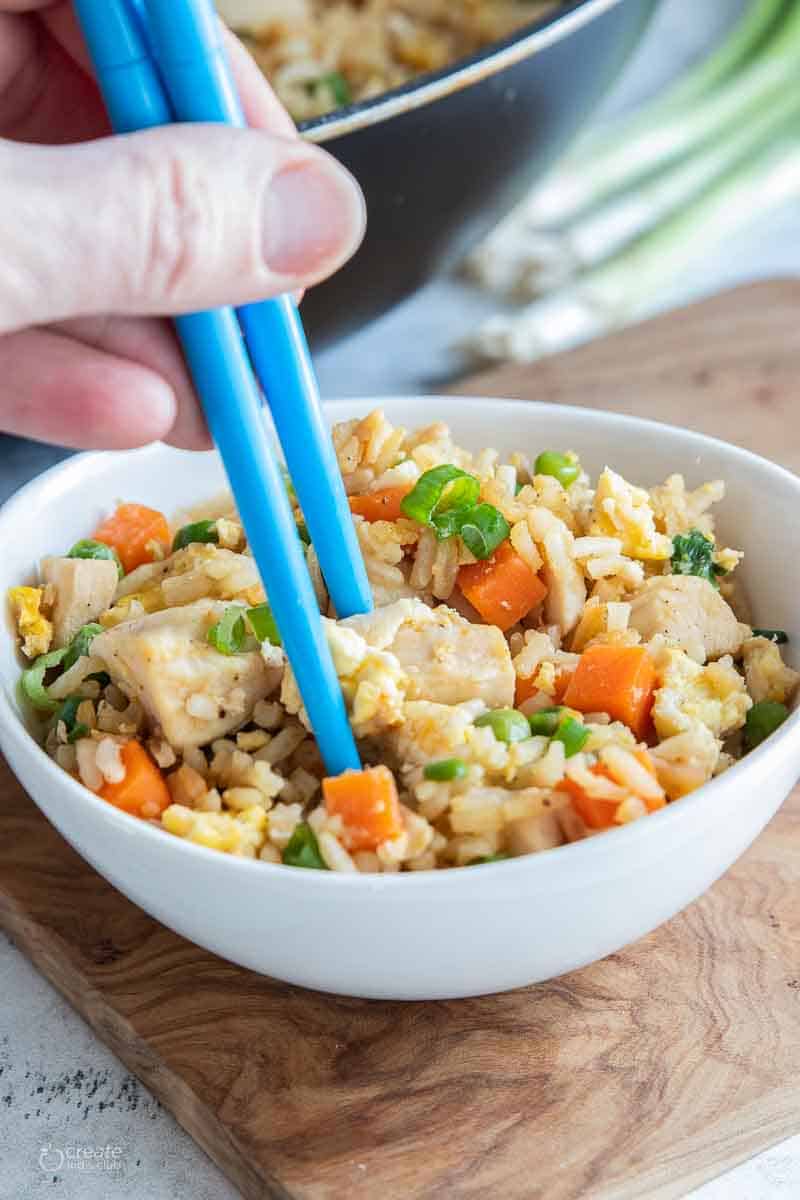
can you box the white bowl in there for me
[2,398,799,1000]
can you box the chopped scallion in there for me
[282,822,328,869]
[307,71,352,108]
[246,603,281,647]
[752,628,789,644]
[172,520,219,552]
[67,539,124,577]
[207,607,246,655]
[62,623,104,672]
[457,503,510,560]
[744,700,789,750]
[671,529,726,589]
[551,715,590,758]
[55,696,89,743]
[21,646,69,712]
[527,707,564,737]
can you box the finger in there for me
[220,25,297,137]
[0,2,59,11]
[0,327,176,448]
[0,10,108,143]
[56,315,212,451]
[0,124,365,331]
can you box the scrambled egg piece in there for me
[8,586,53,658]
[590,468,673,561]
[282,618,407,737]
[742,636,800,705]
[653,648,751,739]
[162,803,267,856]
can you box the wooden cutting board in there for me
[2,280,800,1200]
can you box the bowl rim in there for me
[298,0,625,143]
[2,395,799,894]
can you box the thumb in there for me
[0,125,365,333]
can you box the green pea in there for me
[551,716,590,758]
[474,708,531,744]
[423,758,467,782]
[534,451,580,489]
[744,700,790,751]
[527,707,565,737]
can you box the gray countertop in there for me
[3,1,799,1196]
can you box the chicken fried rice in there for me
[10,410,798,874]
[217,0,563,120]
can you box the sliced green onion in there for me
[474,708,530,744]
[62,623,104,672]
[401,466,479,532]
[458,503,510,560]
[55,696,89,743]
[527,707,565,737]
[172,520,219,552]
[473,852,510,865]
[519,0,800,227]
[400,465,508,558]
[22,622,105,712]
[282,822,328,870]
[752,628,789,644]
[67,539,123,578]
[671,529,726,590]
[423,758,467,782]
[246,603,281,647]
[307,70,351,108]
[471,135,800,363]
[745,700,789,750]
[21,646,69,712]
[552,715,590,758]
[207,607,246,655]
[534,451,580,488]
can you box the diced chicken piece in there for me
[343,598,515,709]
[742,636,800,705]
[92,600,281,750]
[505,808,565,856]
[629,575,750,664]
[527,507,586,635]
[40,556,118,648]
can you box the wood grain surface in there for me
[2,281,800,1200]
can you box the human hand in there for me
[0,1,365,450]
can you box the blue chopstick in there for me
[143,0,372,623]
[74,0,361,775]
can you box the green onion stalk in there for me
[472,132,800,363]
[473,80,800,300]
[518,0,800,227]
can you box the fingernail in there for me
[264,154,366,278]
